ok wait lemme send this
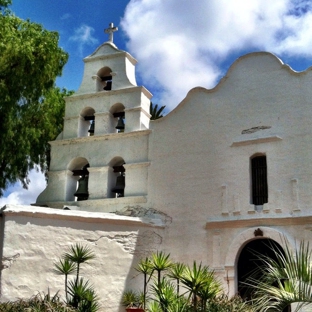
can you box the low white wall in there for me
[0,205,164,311]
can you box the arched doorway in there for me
[237,238,290,311]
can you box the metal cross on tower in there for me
[104,23,118,43]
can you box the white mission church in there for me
[1,23,312,311]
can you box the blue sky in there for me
[2,0,312,205]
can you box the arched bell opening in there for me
[79,107,95,137]
[94,66,113,91]
[109,103,125,133]
[236,238,290,312]
[108,157,125,198]
[66,157,90,201]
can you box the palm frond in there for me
[150,102,165,120]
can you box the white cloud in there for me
[121,0,312,110]
[69,24,99,55]
[0,170,46,207]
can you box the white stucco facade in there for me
[2,38,312,310]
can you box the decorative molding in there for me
[291,178,301,212]
[49,129,151,146]
[32,195,148,210]
[233,194,241,215]
[212,231,222,269]
[66,86,152,101]
[206,213,312,229]
[231,135,282,146]
[124,106,151,118]
[124,162,151,170]
[221,185,229,215]
[254,228,263,236]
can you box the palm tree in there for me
[54,258,76,302]
[150,102,166,120]
[247,240,312,312]
[64,243,95,285]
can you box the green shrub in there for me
[0,291,76,312]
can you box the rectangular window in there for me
[251,155,268,205]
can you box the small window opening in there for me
[251,155,268,205]
[113,112,125,133]
[72,164,89,201]
[111,165,125,198]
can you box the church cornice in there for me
[65,86,152,101]
[206,212,312,229]
[84,50,137,66]
[231,134,282,146]
[49,129,152,146]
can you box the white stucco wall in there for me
[4,48,312,310]
[0,205,165,311]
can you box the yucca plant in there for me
[148,300,162,312]
[179,261,219,312]
[247,240,312,312]
[167,262,186,296]
[151,278,177,312]
[197,271,222,310]
[122,289,142,308]
[68,278,99,312]
[55,243,99,312]
[64,243,95,285]
[136,257,153,309]
[150,251,173,287]
[54,258,76,301]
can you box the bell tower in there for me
[36,23,152,212]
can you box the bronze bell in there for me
[115,117,125,131]
[74,176,89,201]
[88,120,95,135]
[112,173,125,197]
